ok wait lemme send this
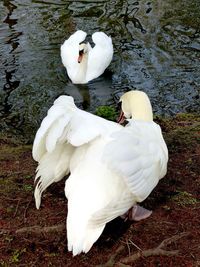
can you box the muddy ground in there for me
[0,113,200,267]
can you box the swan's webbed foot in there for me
[121,205,152,221]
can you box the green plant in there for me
[95,106,117,121]
[23,184,33,191]
[11,248,26,263]
[171,190,198,207]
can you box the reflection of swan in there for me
[33,90,168,256]
[60,30,113,84]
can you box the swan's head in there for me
[118,90,153,123]
[78,43,88,63]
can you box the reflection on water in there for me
[0,0,21,120]
[0,0,199,141]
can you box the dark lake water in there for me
[0,0,199,141]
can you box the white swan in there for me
[60,30,113,84]
[33,90,168,256]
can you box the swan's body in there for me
[33,91,168,256]
[60,30,113,84]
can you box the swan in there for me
[60,30,113,84]
[33,90,168,256]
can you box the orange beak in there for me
[117,111,125,124]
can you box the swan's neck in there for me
[75,54,88,83]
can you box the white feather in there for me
[34,143,74,209]
[103,120,168,202]
[60,30,87,82]
[86,32,113,82]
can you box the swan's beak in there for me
[117,111,125,124]
[78,50,84,63]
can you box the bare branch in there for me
[120,232,189,264]
[13,199,21,218]
[99,232,189,267]
[15,223,65,235]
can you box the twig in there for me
[121,238,141,257]
[99,232,189,267]
[128,239,142,251]
[23,198,32,222]
[15,223,65,235]
[2,197,21,201]
[13,199,21,218]
[157,232,188,249]
[22,237,49,245]
[120,232,189,264]
[126,240,131,256]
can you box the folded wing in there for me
[86,32,113,82]
[103,120,168,202]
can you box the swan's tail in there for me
[67,213,105,256]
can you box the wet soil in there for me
[0,113,200,267]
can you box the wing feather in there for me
[34,143,74,209]
[45,115,71,153]
[32,106,67,161]
[86,32,113,82]
[89,193,133,228]
[103,120,168,202]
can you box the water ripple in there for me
[0,0,199,140]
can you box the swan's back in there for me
[86,32,113,82]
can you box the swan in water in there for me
[60,30,113,84]
[33,90,168,256]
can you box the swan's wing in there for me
[33,96,75,208]
[103,121,168,202]
[32,95,105,161]
[34,142,74,209]
[33,95,114,208]
[32,96,75,161]
[86,32,113,82]
[89,192,134,228]
[88,121,168,228]
[60,30,87,76]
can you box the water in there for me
[0,0,199,141]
